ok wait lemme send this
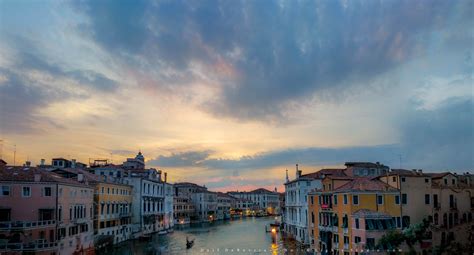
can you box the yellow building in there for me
[94,178,133,245]
[308,176,401,254]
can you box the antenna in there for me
[13,144,16,166]
[398,154,402,169]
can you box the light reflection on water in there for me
[98,217,300,255]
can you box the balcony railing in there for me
[71,218,89,224]
[321,204,332,210]
[0,241,58,251]
[120,212,132,217]
[0,220,56,230]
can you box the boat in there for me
[158,230,167,235]
[186,237,195,249]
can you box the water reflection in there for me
[98,217,302,254]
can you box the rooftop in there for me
[334,177,398,192]
[0,166,91,187]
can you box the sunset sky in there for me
[0,0,472,191]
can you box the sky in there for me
[0,0,472,192]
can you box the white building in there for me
[283,164,347,245]
[174,182,217,222]
[228,188,280,215]
[216,192,234,220]
[163,181,174,229]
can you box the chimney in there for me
[24,161,31,167]
[71,159,76,168]
[274,187,277,192]
[164,172,167,183]
[296,164,301,179]
[34,174,41,182]
[77,173,84,182]
[40,159,45,166]
[285,169,289,183]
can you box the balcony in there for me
[0,220,56,230]
[0,241,58,251]
[321,204,332,210]
[71,218,89,224]
[120,212,132,218]
[317,225,333,232]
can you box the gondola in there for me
[186,237,195,249]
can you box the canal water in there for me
[98,217,301,254]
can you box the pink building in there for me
[0,166,95,255]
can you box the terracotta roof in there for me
[301,168,347,179]
[388,169,429,177]
[334,177,398,192]
[345,162,388,168]
[426,172,452,179]
[0,166,91,187]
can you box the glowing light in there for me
[271,228,276,233]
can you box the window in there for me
[395,195,400,205]
[355,236,361,243]
[344,236,349,244]
[353,195,359,205]
[452,179,455,185]
[22,186,31,197]
[401,177,406,182]
[343,194,348,204]
[1,186,10,196]
[425,194,430,204]
[425,178,429,183]
[334,195,338,205]
[392,176,396,182]
[355,218,359,229]
[366,238,375,249]
[444,179,448,185]
[44,187,52,197]
[402,216,410,228]
[377,195,383,205]
[310,196,314,205]
[402,194,407,204]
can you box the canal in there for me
[98,217,301,254]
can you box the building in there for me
[163,181,174,229]
[379,169,474,251]
[0,166,94,255]
[127,168,167,237]
[174,182,217,222]
[122,151,145,170]
[216,192,235,220]
[51,158,87,170]
[52,168,134,246]
[308,176,401,253]
[283,164,346,245]
[173,196,195,225]
[344,162,389,177]
[227,188,280,215]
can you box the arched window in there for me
[434,213,439,225]
[443,213,447,227]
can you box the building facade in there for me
[0,166,94,255]
[308,177,401,253]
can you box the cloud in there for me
[150,95,474,172]
[148,145,400,171]
[72,0,472,121]
[399,97,473,170]
[0,36,118,135]
[148,150,213,167]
